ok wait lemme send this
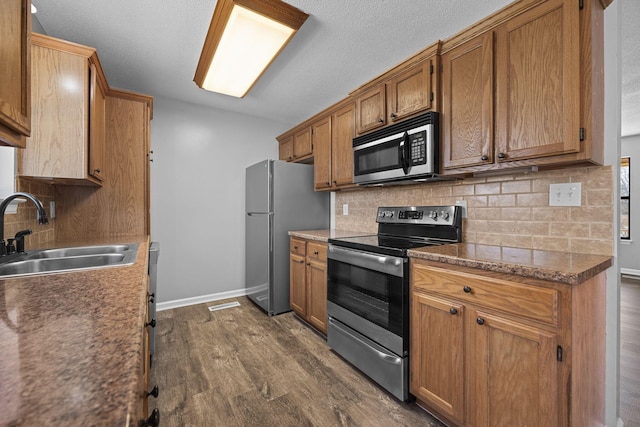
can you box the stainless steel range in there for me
[327,205,462,401]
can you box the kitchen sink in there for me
[0,243,138,278]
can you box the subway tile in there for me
[466,195,488,207]
[501,180,532,194]
[475,182,501,195]
[531,207,569,221]
[452,184,474,196]
[501,207,532,221]
[549,222,590,238]
[475,232,503,246]
[469,208,502,220]
[586,189,613,206]
[501,234,532,249]
[516,193,549,207]
[569,206,614,223]
[569,238,613,256]
[590,223,614,239]
[531,236,570,252]
[488,194,516,207]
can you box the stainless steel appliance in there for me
[245,159,329,315]
[327,205,462,401]
[353,112,439,186]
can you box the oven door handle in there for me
[328,245,404,277]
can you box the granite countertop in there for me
[288,229,373,242]
[408,243,613,285]
[0,235,150,426]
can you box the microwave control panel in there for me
[408,131,426,165]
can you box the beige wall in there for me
[335,165,613,256]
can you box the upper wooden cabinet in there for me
[18,34,107,185]
[313,101,356,192]
[277,126,313,163]
[441,0,603,175]
[353,43,440,135]
[278,135,293,162]
[0,0,31,148]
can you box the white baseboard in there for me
[157,289,247,311]
[621,268,640,278]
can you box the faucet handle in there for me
[6,239,16,255]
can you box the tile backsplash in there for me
[3,178,55,247]
[335,166,613,256]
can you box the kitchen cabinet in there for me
[353,46,438,135]
[410,258,605,427]
[18,33,107,185]
[289,237,328,335]
[313,101,356,191]
[441,0,604,175]
[0,0,31,148]
[277,126,313,163]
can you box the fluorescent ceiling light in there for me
[194,0,308,98]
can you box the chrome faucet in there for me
[0,192,49,256]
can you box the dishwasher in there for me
[148,241,160,365]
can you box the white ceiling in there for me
[32,0,638,136]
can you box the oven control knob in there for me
[380,210,394,218]
[440,211,450,220]
[429,211,438,219]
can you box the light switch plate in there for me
[342,203,348,215]
[549,183,582,206]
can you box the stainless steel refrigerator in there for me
[245,159,329,315]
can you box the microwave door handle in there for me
[399,131,411,174]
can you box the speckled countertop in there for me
[288,229,373,242]
[0,235,150,426]
[408,243,613,285]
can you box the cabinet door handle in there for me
[306,262,311,266]
[94,168,101,173]
[449,308,458,315]
[481,155,488,161]
[298,259,304,264]
[313,251,319,255]
[476,317,485,325]
[147,385,159,398]
[463,286,472,293]
[498,152,506,159]
[390,113,397,118]
[378,118,384,123]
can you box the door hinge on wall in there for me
[579,0,584,10]
[557,345,563,362]
[579,128,585,141]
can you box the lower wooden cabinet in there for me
[289,237,328,335]
[410,258,605,427]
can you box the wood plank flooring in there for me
[621,276,640,427]
[150,297,443,427]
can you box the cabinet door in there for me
[306,247,327,334]
[467,309,559,427]
[441,32,494,170]
[293,127,312,159]
[89,63,105,181]
[278,135,293,161]
[312,115,332,191]
[355,84,386,134]
[0,0,31,148]
[21,43,89,179]
[410,291,464,425]
[331,103,355,188]
[290,252,307,316]
[387,61,432,123]
[495,0,580,162]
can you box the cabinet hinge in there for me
[430,64,434,74]
[430,92,434,102]
[579,0,584,10]
[579,128,585,141]
[557,345,563,362]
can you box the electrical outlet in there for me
[342,204,349,216]
[549,183,582,206]
[455,200,467,218]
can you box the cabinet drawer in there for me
[307,241,327,262]
[412,263,558,325]
[290,238,306,256]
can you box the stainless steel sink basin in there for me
[0,243,138,278]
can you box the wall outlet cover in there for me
[455,200,467,218]
[549,183,582,206]
[342,203,348,215]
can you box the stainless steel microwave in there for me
[353,112,439,185]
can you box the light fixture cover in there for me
[194,0,308,98]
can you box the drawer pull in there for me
[449,308,458,315]
[145,319,156,328]
[463,286,472,293]
[476,317,485,325]
[314,250,319,255]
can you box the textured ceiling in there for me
[31,0,636,135]
[621,0,640,137]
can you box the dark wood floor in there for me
[621,276,640,427]
[150,297,443,427]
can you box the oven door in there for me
[327,244,408,356]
